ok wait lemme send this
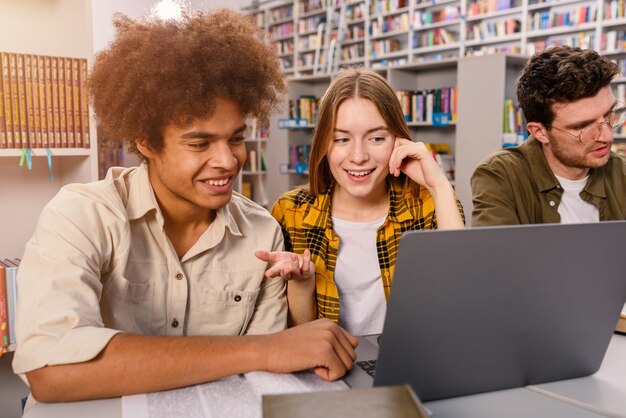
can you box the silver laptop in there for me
[343,221,626,401]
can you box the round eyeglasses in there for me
[546,104,626,145]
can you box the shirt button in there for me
[234,295,242,302]
[171,319,179,328]
[549,201,556,207]
[175,273,183,280]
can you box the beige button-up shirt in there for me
[13,164,286,379]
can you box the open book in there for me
[121,371,347,418]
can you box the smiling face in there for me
[138,98,247,221]
[327,98,395,206]
[537,86,616,180]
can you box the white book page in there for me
[121,372,347,418]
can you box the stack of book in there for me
[0,258,20,356]
[0,52,90,149]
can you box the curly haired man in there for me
[13,9,357,404]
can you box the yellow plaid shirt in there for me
[271,180,464,322]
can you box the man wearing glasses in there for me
[471,45,626,226]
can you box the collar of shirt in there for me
[523,136,607,199]
[122,163,242,241]
[299,179,414,229]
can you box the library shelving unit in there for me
[233,122,271,207]
[455,53,527,220]
[0,0,96,410]
[274,74,331,201]
[0,0,98,259]
[250,0,626,69]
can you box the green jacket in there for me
[471,136,626,226]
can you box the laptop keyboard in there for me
[356,359,377,377]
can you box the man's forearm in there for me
[27,333,265,402]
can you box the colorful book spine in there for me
[44,56,54,148]
[16,54,28,148]
[24,54,35,147]
[64,57,75,147]
[51,57,62,148]
[37,55,49,148]
[0,52,9,149]
[0,260,16,347]
[57,57,68,147]
[9,54,22,148]
[72,58,82,147]
[0,263,8,352]
[79,59,90,148]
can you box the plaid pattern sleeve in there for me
[270,181,465,323]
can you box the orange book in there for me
[0,52,11,148]
[64,57,75,147]
[44,56,54,148]
[29,55,42,148]
[24,54,35,147]
[9,53,22,148]
[79,58,90,148]
[16,54,28,148]
[57,57,68,147]
[71,58,81,147]
[38,55,49,148]
[51,57,61,147]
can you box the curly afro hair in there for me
[90,8,286,156]
[517,46,620,126]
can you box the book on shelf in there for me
[425,142,454,181]
[57,57,68,147]
[24,55,38,148]
[0,262,9,354]
[51,56,62,148]
[290,143,310,174]
[16,54,27,148]
[241,180,253,200]
[36,55,49,148]
[260,147,267,171]
[502,98,527,147]
[64,57,75,147]
[0,52,9,149]
[397,87,457,125]
[244,149,258,172]
[0,258,19,353]
[0,52,90,150]
[80,59,90,148]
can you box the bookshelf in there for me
[455,53,527,220]
[233,121,271,207]
[250,0,626,70]
[0,0,98,257]
[0,0,96,407]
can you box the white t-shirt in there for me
[332,215,387,336]
[555,174,599,224]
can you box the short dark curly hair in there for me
[516,46,620,126]
[90,8,286,157]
